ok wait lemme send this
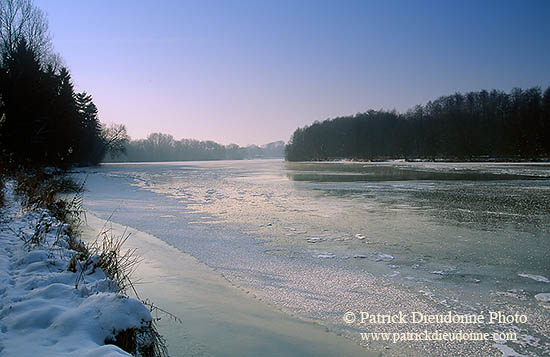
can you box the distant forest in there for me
[103,134,285,162]
[285,87,550,161]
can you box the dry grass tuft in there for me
[105,320,168,357]
[73,225,142,294]
[68,222,170,357]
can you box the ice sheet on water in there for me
[76,161,550,356]
[492,343,525,357]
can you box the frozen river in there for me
[79,160,550,356]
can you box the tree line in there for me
[0,0,126,169]
[285,87,550,161]
[103,133,284,162]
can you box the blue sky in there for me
[36,0,550,145]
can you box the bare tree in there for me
[0,0,52,62]
[102,123,130,158]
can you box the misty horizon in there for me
[122,133,287,148]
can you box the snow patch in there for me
[0,185,154,356]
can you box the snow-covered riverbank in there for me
[0,182,155,356]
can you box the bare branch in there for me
[0,0,54,64]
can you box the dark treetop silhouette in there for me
[285,87,550,162]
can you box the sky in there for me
[35,0,550,146]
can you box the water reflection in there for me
[285,162,548,182]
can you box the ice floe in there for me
[374,253,394,262]
[517,273,549,283]
[315,252,336,259]
[306,237,323,243]
[534,293,550,303]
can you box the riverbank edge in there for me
[0,169,167,356]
